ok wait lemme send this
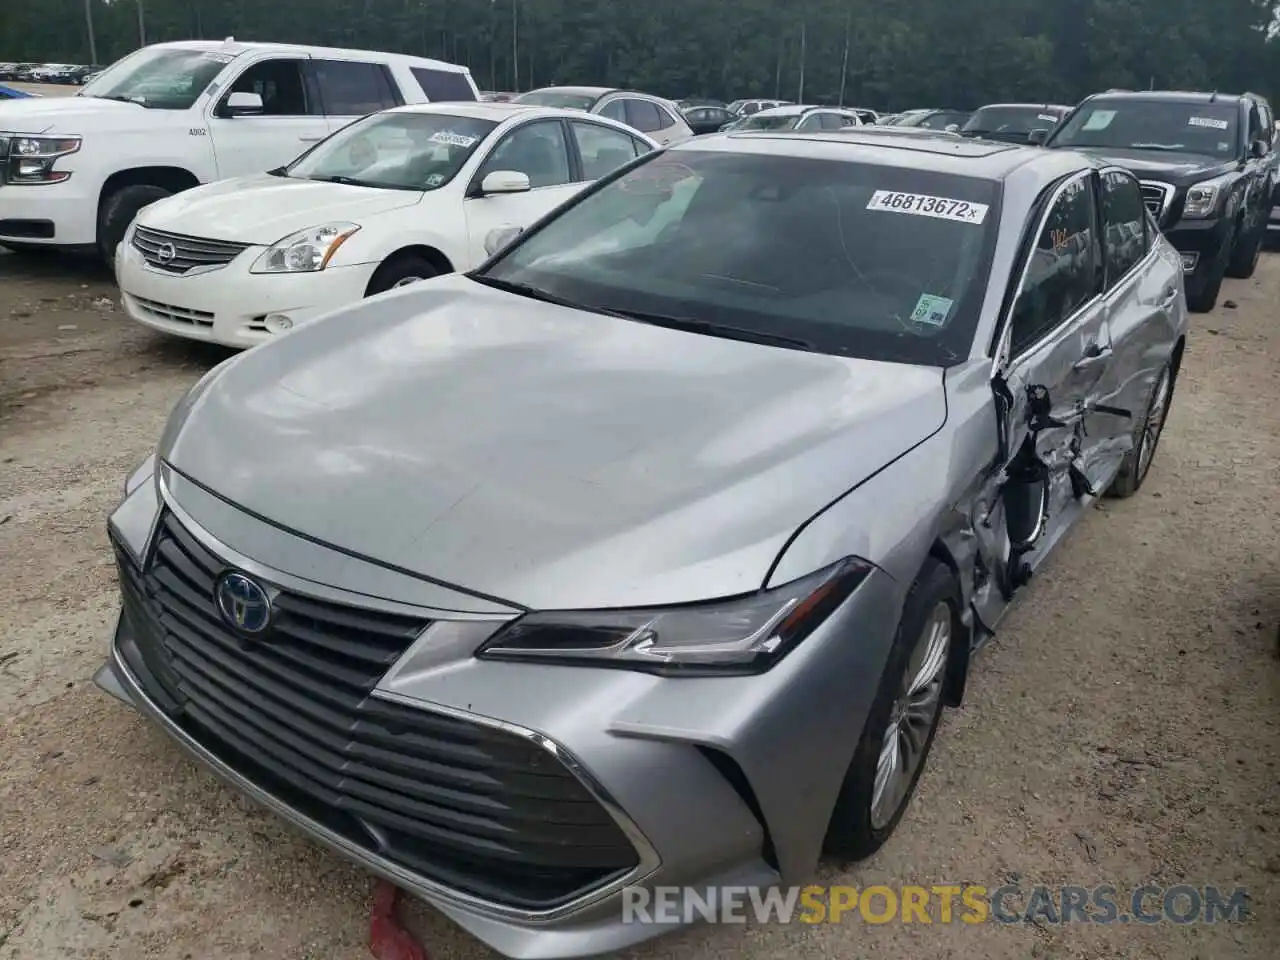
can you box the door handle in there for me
[1159,285,1179,306]
[1073,342,1112,370]
[298,136,323,142]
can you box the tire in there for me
[1185,253,1228,313]
[366,254,443,296]
[824,559,958,860]
[1226,218,1263,279]
[96,184,173,263]
[1107,360,1175,498]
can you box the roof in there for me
[385,101,570,122]
[1083,90,1247,106]
[673,130,1096,182]
[151,40,471,73]
[974,103,1071,112]
[523,85,615,97]
[753,104,853,118]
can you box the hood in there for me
[163,275,947,610]
[137,174,422,245]
[0,95,158,132]
[1067,146,1234,186]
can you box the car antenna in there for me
[1209,90,1218,103]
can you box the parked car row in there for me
[0,61,102,84]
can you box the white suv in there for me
[0,39,479,259]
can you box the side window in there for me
[225,59,310,116]
[818,113,845,130]
[478,120,571,189]
[626,100,665,133]
[410,67,476,102]
[599,99,627,123]
[1100,171,1150,283]
[1259,104,1274,144]
[630,134,653,156]
[1009,175,1102,356]
[571,121,641,180]
[312,60,401,116]
[742,102,760,115]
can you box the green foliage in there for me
[3,0,1279,108]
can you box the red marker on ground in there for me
[369,880,427,960]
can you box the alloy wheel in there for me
[1137,369,1171,481]
[870,602,951,830]
[392,275,424,288]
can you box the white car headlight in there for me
[1,134,81,184]
[250,222,360,274]
[1182,175,1231,219]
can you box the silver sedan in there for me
[98,127,1187,958]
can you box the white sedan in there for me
[115,102,659,348]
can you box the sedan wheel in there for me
[870,602,950,829]
[824,559,958,860]
[392,275,424,289]
[1136,367,1172,482]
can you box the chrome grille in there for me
[112,511,638,908]
[131,225,248,275]
[1139,181,1173,222]
[128,295,214,328]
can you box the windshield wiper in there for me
[89,94,150,107]
[606,308,816,350]
[467,275,599,312]
[1127,143,1188,152]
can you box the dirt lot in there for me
[1,246,1277,960]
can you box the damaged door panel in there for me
[971,169,1124,633]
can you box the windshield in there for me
[80,48,236,109]
[1050,100,1240,157]
[963,107,1059,139]
[475,151,1000,366]
[286,111,497,191]
[513,89,597,110]
[736,113,801,131]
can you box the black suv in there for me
[1046,90,1274,312]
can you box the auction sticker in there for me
[430,131,478,147]
[910,293,955,326]
[866,190,989,224]
[1188,117,1229,130]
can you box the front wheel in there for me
[824,560,957,860]
[365,253,443,296]
[96,184,173,263]
[1226,218,1263,279]
[1107,360,1175,498]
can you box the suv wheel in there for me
[97,184,173,263]
[1226,217,1263,279]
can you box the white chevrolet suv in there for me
[0,39,479,260]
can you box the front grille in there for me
[131,225,249,275]
[1139,182,1172,222]
[112,511,638,908]
[128,294,215,328]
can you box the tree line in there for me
[4,0,1280,111]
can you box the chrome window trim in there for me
[150,468,662,921]
[996,169,1102,368]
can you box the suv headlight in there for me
[250,222,360,273]
[1182,175,1231,219]
[1,134,81,184]
[477,558,873,675]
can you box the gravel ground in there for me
[0,247,1277,960]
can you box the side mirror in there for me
[1027,128,1049,146]
[484,225,523,257]
[225,91,263,116]
[479,170,531,195]
[1250,138,1268,159]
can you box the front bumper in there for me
[115,239,376,349]
[96,471,902,957]
[0,176,99,246]
[1162,216,1233,293]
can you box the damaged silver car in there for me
[97,129,1187,958]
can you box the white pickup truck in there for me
[0,39,480,259]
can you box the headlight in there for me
[477,558,873,675]
[250,222,360,273]
[1,134,81,184]
[1182,175,1230,219]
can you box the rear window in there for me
[478,150,1001,366]
[410,67,476,102]
[963,106,1059,137]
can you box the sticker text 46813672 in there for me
[866,190,989,225]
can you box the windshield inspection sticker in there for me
[1189,116,1229,130]
[866,190,988,224]
[429,131,478,148]
[425,173,445,187]
[910,294,955,326]
[1038,114,1058,122]
[1081,109,1116,131]
[201,52,236,63]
